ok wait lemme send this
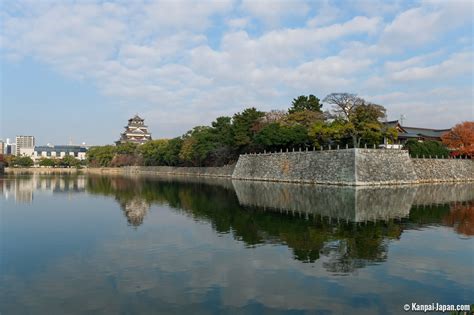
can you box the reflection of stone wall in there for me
[232,149,474,185]
[412,159,474,183]
[233,181,474,222]
[412,183,474,205]
[232,181,414,222]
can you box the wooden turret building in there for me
[116,115,152,145]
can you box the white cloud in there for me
[380,1,473,49]
[240,0,310,27]
[0,0,472,141]
[390,51,472,81]
[369,86,474,128]
[306,0,342,27]
[227,17,250,29]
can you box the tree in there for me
[3,155,16,167]
[232,107,265,150]
[441,121,474,156]
[14,156,34,167]
[139,139,170,166]
[404,140,450,158]
[352,104,387,147]
[87,145,116,167]
[163,138,183,166]
[179,135,198,165]
[211,116,234,146]
[110,154,140,167]
[309,120,353,148]
[39,158,58,167]
[255,123,309,150]
[283,109,324,128]
[323,93,364,120]
[59,154,80,168]
[115,142,138,155]
[323,93,387,147]
[289,95,322,113]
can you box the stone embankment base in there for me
[4,149,473,186]
[232,149,473,186]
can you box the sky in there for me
[0,0,473,146]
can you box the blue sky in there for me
[1,0,472,145]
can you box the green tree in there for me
[232,107,264,150]
[115,142,138,155]
[255,123,309,150]
[87,145,116,167]
[209,116,238,165]
[139,139,170,166]
[14,156,34,167]
[163,138,183,166]
[351,104,387,146]
[309,120,353,148]
[404,140,449,158]
[3,155,16,167]
[211,116,234,146]
[323,93,388,147]
[179,135,198,165]
[60,154,80,168]
[284,109,324,128]
[178,127,219,166]
[288,95,322,113]
[39,158,58,167]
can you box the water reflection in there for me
[81,175,474,269]
[0,174,86,203]
[1,174,473,314]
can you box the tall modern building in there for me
[16,136,35,156]
[0,140,4,155]
[116,115,152,145]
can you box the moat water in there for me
[0,174,473,314]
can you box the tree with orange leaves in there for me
[441,121,474,156]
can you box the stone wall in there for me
[232,149,473,185]
[232,150,356,185]
[5,151,473,186]
[412,158,474,183]
[355,149,416,185]
[124,164,235,178]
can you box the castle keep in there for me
[117,115,152,145]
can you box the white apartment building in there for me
[16,136,35,156]
[33,145,88,161]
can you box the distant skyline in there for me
[1,0,473,145]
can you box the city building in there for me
[16,135,35,156]
[383,120,451,144]
[3,138,16,156]
[6,144,17,156]
[116,114,152,145]
[33,145,88,161]
[0,140,4,155]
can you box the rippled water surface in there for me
[1,174,473,314]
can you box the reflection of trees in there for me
[85,175,471,273]
[443,202,474,236]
